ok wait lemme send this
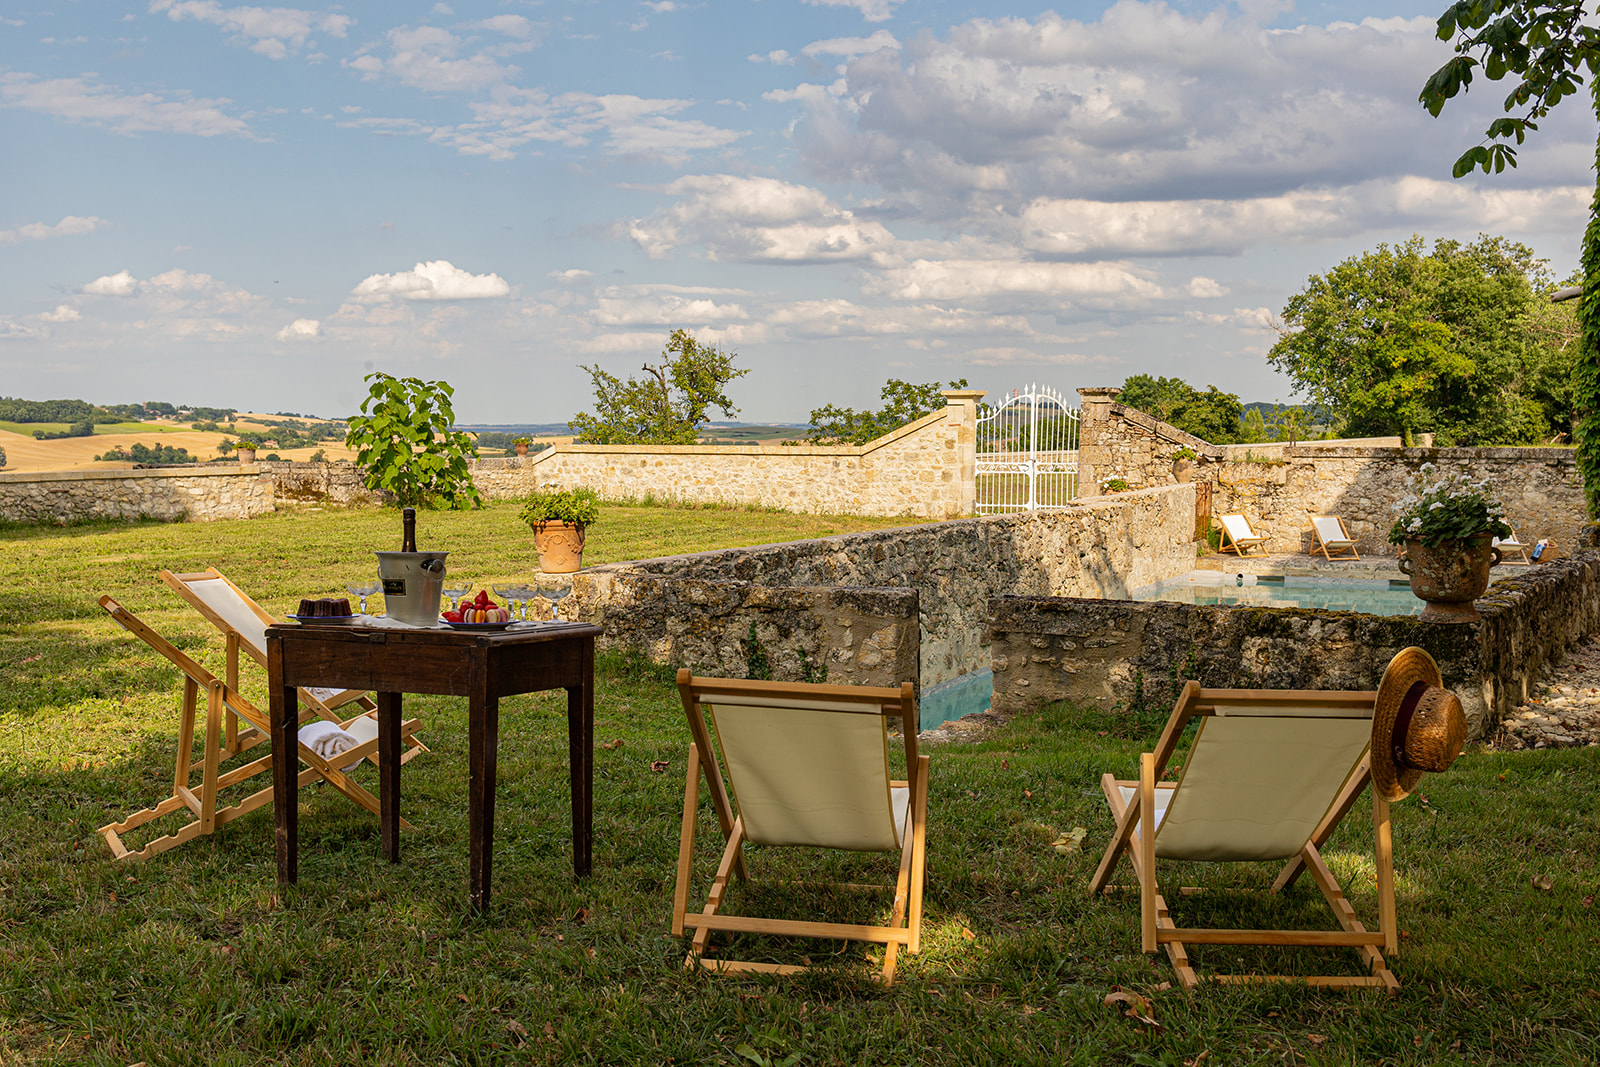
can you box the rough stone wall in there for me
[557,574,919,687]
[465,394,983,518]
[0,467,275,523]
[1212,447,1583,556]
[600,483,1197,688]
[988,550,1600,739]
[257,460,375,506]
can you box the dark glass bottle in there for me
[402,507,417,553]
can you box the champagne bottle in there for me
[402,507,417,553]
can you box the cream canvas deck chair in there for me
[1088,648,1466,994]
[1311,516,1360,561]
[97,596,424,861]
[1217,514,1268,556]
[672,670,929,984]
[1493,532,1531,564]
[160,568,423,761]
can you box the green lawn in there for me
[3,503,1600,1064]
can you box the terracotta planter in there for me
[1172,458,1195,484]
[236,448,256,465]
[1397,535,1502,623]
[514,442,529,456]
[531,520,586,573]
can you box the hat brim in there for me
[1371,647,1443,801]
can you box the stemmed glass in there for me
[442,580,473,613]
[536,575,574,622]
[490,583,526,621]
[346,580,380,615]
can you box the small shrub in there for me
[520,486,600,527]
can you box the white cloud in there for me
[644,1,679,12]
[277,317,321,339]
[801,0,902,24]
[471,14,534,39]
[83,270,139,296]
[1187,277,1228,298]
[801,30,899,58]
[38,305,81,323]
[626,174,896,263]
[1186,306,1275,330]
[148,0,353,60]
[0,72,251,138]
[748,49,794,65]
[868,258,1163,304]
[0,215,109,245]
[0,318,44,340]
[347,25,518,92]
[351,260,512,302]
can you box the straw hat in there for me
[1371,647,1468,801]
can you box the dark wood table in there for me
[265,621,602,909]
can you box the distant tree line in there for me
[95,443,199,464]
[2,396,240,425]
[473,431,551,456]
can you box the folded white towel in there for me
[298,720,361,770]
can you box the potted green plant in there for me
[232,435,260,464]
[1389,463,1513,622]
[1170,446,1198,483]
[520,486,600,573]
[513,436,532,457]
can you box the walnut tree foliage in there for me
[1117,376,1244,445]
[1268,234,1576,446]
[344,372,483,510]
[804,378,969,445]
[569,330,749,445]
[1420,0,1600,513]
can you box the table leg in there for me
[468,687,500,911]
[268,643,297,886]
[377,692,402,863]
[567,638,595,878]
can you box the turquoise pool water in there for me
[1132,573,1424,616]
[919,668,992,730]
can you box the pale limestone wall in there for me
[583,483,1197,688]
[0,467,274,523]
[467,395,981,518]
[1212,447,1584,556]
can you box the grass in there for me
[4,503,1600,1064]
[0,420,181,437]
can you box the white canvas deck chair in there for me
[160,568,425,763]
[1493,531,1531,564]
[1311,516,1360,561]
[1217,514,1269,556]
[672,670,929,985]
[97,596,424,861]
[1089,648,1466,995]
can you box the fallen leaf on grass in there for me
[1307,1034,1326,1046]
[542,1022,556,1041]
[602,739,625,750]
[1052,827,1088,855]
[572,907,589,924]
[505,1020,529,1047]
[1583,895,1594,909]
[1104,987,1161,1030]
[1533,874,1554,891]
[649,760,670,773]
[19,654,41,664]
[456,993,469,1004]
[1183,1054,1210,1066]
[960,927,975,941]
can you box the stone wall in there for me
[0,466,275,523]
[565,483,1197,689]
[988,550,1600,739]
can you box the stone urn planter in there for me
[1397,535,1502,623]
[514,441,529,456]
[1171,458,1195,483]
[530,521,586,573]
[236,446,257,465]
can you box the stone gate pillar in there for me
[1077,386,1122,495]
[942,389,986,517]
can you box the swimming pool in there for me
[1132,572,1425,616]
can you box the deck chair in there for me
[672,670,929,985]
[97,596,423,861]
[160,568,424,762]
[1311,516,1360,561]
[1493,532,1531,565]
[1217,514,1268,556]
[1089,680,1400,993]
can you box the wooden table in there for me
[265,620,602,909]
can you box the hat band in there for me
[1392,680,1428,771]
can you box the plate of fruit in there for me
[443,590,514,630]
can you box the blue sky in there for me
[1,0,1592,423]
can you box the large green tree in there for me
[1420,0,1600,510]
[805,378,968,445]
[1268,234,1573,445]
[1118,375,1244,444]
[345,373,483,510]
[570,330,749,445]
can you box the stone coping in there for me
[519,409,946,460]
[1274,445,1574,461]
[0,465,263,483]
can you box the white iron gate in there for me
[975,384,1080,512]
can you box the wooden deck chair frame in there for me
[1217,514,1269,556]
[1089,680,1400,994]
[97,596,423,861]
[1494,532,1531,565]
[672,670,929,985]
[160,568,424,764]
[1310,516,1360,561]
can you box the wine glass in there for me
[346,580,380,615]
[442,579,473,613]
[508,584,537,621]
[536,575,573,622]
[490,583,523,621]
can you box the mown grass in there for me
[3,503,1600,1064]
